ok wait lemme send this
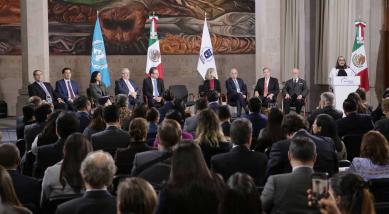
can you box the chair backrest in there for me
[338,160,351,168]
[169,85,188,102]
[342,134,363,161]
[111,174,131,195]
[45,193,83,214]
[369,178,389,202]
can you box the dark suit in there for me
[114,142,154,175]
[308,106,343,127]
[208,102,220,113]
[76,111,91,133]
[266,129,338,177]
[159,101,174,122]
[55,190,116,214]
[8,170,41,211]
[200,79,221,97]
[91,126,130,156]
[35,138,66,178]
[244,113,267,140]
[88,82,108,103]
[375,118,389,141]
[261,167,319,213]
[142,77,165,107]
[221,121,231,137]
[254,77,279,106]
[226,78,248,117]
[24,122,46,151]
[55,79,80,102]
[114,78,141,105]
[282,78,309,114]
[28,81,58,101]
[336,112,374,138]
[211,146,268,185]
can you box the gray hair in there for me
[320,92,335,107]
[121,68,130,74]
[230,118,252,145]
[115,94,129,108]
[80,151,117,188]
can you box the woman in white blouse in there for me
[328,56,355,86]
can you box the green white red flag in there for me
[146,14,163,78]
[350,21,369,91]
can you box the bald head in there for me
[81,151,117,189]
[121,68,130,80]
[292,68,300,79]
[230,68,238,79]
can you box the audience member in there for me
[155,142,225,214]
[35,111,80,178]
[41,133,92,207]
[117,178,157,214]
[146,107,159,145]
[195,109,231,166]
[55,151,117,214]
[158,90,175,122]
[244,97,267,141]
[307,92,343,127]
[262,137,318,213]
[218,105,231,137]
[219,172,262,214]
[115,118,154,174]
[91,104,130,156]
[267,114,338,177]
[28,96,42,107]
[16,104,35,140]
[116,94,132,130]
[207,90,220,113]
[347,131,389,181]
[24,103,52,151]
[211,118,267,185]
[371,88,389,122]
[336,98,374,138]
[0,144,40,211]
[83,107,106,140]
[374,98,389,141]
[184,98,208,137]
[255,108,285,153]
[73,95,91,133]
[312,114,347,160]
[347,92,370,114]
[356,88,373,113]
[124,103,148,131]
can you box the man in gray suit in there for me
[183,98,208,137]
[261,137,319,213]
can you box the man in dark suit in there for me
[158,90,175,122]
[375,98,389,141]
[143,67,164,108]
[24,103,52,151]
[244,97,268,141]
[91,105,130,156]
[28,69,64,106]
[35,112,80,178]
[55,67,80,110]
[211,118,267,185]
[336,98,374,138]
[207,90,220,113]
[266,114,338,177]
[226,68,248,117]
[73,95,91,133]
[115,68,141,106]
[308,92,343,127]
[0,144,41,211]
[254,67,280,107]
[261,137,318,213]
[56,151,116,214]
[282,68,309,114]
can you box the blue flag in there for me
[90,16,110,87]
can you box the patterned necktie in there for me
[233,79,241,93]
[66,81,75,99]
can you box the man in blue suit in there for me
[115,68,141,106]
[55,67,80,110]
[226,68,248,117]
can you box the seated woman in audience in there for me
[312,114,347,160]
[117,177,157,214]
[218,105,232,138]
[0,166,31,214]
[195,109,231,166]
[115,118,155,174]
[199,68,221,97]
[116,94,132,129]
[41,133,92,207]
[146,107,159,146]
[347,130,389,181]
[156,142,225,214]
[219,172,262,214]
[89,71,109,104]
[83,107,106,140]
[356,88,373,113]
[347,92,370,114]
[255,108,285,153]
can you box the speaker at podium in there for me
[331,76,360,112]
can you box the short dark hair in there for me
[103,104,120,123]
[158,119,182,148]
[73,95,89,111]
[148,67,157,75]
[162,89,174,101]
[289,137,316,162]
[34,103,52,123]
[165,110,183,125]
[115,94,128,108]
[132,104,148,119]
[195,98,208,111]
[22,104,35,122]
[248,97,261,113]
[343,98,357,113]
[90,71,100,83]
[206,90,219,102]
[0,144,20,168]
[281,113,306,135]
[33,69,41,76]
[230,118,252,145]
[356,88,366,101]
[56,112,80,139]
[146,107,159,122]
[62,67,71,74]
[218,105,231,120]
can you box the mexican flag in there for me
[146,14,163,78]
[350,21,369,91]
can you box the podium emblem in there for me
[352,54,366,68]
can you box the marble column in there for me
[17,0,50,115]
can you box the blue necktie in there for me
[233,79,241,93]
[153,79,159,96]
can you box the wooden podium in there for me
[331,76,360,112]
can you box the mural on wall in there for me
[0,0,255,55]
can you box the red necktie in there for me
[210,79,215,90]
[264,78,268,97]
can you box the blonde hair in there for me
[206,68,216,80]
[195,109,226,147]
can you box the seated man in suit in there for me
[282,68,309,114]
[266,114,338,177]
[211,118,268,185]
[55,67,80,110]
[244,97,268,141]
[375,98,389,141]
[308,92,343,127]
[207,90,220,113]
[115,68,141,106]
[73,95,91,133]
[143,67,164,108]
[184,98,208,137]
[24,103,52,151]
[91,105,130,156]
[336,98,374,138]
[254,67,280,107]
[28,69,65,108]
[262,137,318,213]
[56,151,117,214]
[226,68,248,117]
[35,112,80,178]
[0,144,41,211]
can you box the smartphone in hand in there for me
[311,172,329,207]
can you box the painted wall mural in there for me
[0,0,255,55]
